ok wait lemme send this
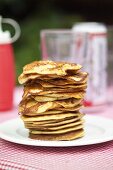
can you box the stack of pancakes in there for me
[18,60,88,141]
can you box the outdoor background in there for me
[0,0,113,84]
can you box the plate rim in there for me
[0,115,113,147]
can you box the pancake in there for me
[24,83,87,93]
[42,91,85,99]
[45,72,88,85]
[19,71,88,85]
[26,82,87,91]
[33,96,62,102]
[30,124,83,134]
[19,97,83,114]
[25,119,84,130]
[23,112,84,124]
[29,129,84,141]
[33,96,82,102]
[20,112,82,122]
[22,89,85,99]
[21,105,82,116]
[23,110,66,116]
[25,114,84,127]
[18,73,69,85]
[35,79,87,89]
[20,103,83,115]
[22,84,86,99]
[22,60,82,75]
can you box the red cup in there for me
[0,44,15,111]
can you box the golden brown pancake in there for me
[25,119,84,130]
[22,83,86,99]
[24,114,84,127]
[24,113,84,125]
[19,97,83,115]
[45,73,88,85]
[35,79,87,89]
[30,124,83,134]
[18,71,88,85]
[18,60,83,85]
[33,95,62,102]
[22,88,85,99]
[20,112,82,122]
[24,83,87,93]
[29,129,84,141]
[41,91,85,99]
[33,96,81,102]
[22,60,82,75]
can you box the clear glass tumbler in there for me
[40,30,74,62]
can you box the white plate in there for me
[0,115,113,147]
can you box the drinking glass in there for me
[40,30,74,62]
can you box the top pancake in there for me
[18,60,83,84]
[23,61,82,75]
[19,72,88,85]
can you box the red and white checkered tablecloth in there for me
[0,87,113,170]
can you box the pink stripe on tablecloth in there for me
[0,159,37,170]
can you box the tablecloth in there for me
[0,87,113,170]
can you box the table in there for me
[0,87,113,170]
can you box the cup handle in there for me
[3,18,21,43]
